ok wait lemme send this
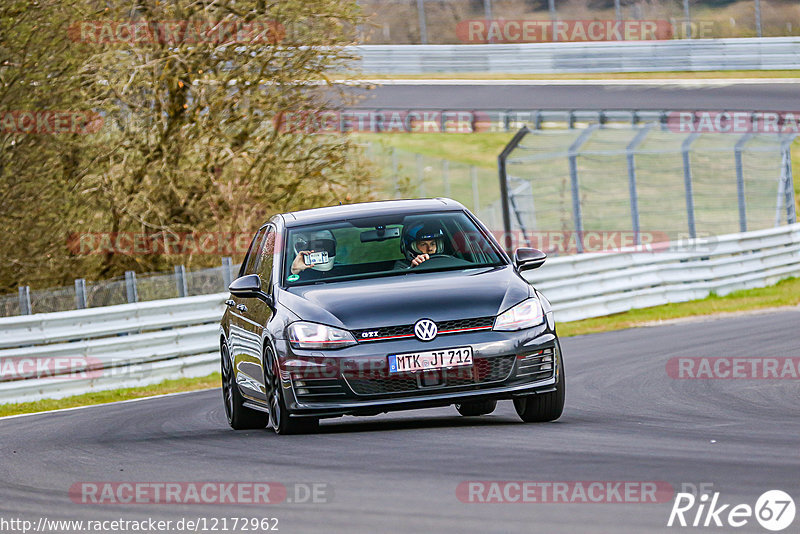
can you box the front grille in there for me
[343,355,516,396]
[292,376,348,402]
[516,348,554,381]
[353,316,494,343]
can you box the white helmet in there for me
[292,230,336,271]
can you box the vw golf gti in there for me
[220,198,564,434]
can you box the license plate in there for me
[388,347,473,373]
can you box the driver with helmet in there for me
[400,221,446,267]
[289,230,337,276]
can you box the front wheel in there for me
[514,342,565,423]
[265,346,319,435]
[221,343,268,430]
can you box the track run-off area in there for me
[1,309,798,533]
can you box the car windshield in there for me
[282,211,504,286]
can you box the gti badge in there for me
[414,319,438,341]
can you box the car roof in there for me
[280,198,466,227]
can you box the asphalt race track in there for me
[356,81,800,111]
[1,310,798,533]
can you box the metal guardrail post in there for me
[222,257,233,289]
[175,265,188,298]
[471,166,480,213]
[681,133,700,239]
[18,286,31,315]
[125,271,138,304]
[734,133,754,233]
[626,125,653,246]
[568,125,600,253]
[75,279,87,310]
[533,110,542,130]
[497,126,531,252]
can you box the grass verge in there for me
[2,278,799,418]
[0,373,220,418]
[557,277,800,337]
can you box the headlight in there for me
[493,298,545,331]
[287,321,357,350]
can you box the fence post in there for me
[780,134,798,224]
[125,271,138,304]
[442,159,450,197]
[484,0,493,42]
[416,0,428,44]
[416,153,425,197]
[755,0,762,38]
[74,278,87,310]
[734,133,754,232]
[568,125,600,253]
[18,286,31,315]
[683,0,692,38]
[498,127,531,252]
[681,133,700,239]
[548,0,557,42]
[175,265,188,298]
[222,257,233,289]
[626,125,652,246]
[471,166,480,213]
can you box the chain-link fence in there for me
[358,0,798,44]
[499,125,796,251]
[1,260,240,318]
[363,141,505,228]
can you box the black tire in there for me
[455,399,497,416]
[265,346,319,435]
[220,343,268,430]
[514,342,565,423]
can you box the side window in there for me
[255,226,275,287]
[240,227,267,277]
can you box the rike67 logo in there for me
[667,489,795,531]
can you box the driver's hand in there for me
[410,253,429,267]
[291,250,312,274]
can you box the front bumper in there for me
[273,324,560,418]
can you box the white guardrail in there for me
[353,37,800,73]
[1,223,799,404]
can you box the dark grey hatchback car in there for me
[219,198,564,434]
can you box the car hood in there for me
[277,265,532,330]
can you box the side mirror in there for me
[229,274,274,306]
[514,248,547,271]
